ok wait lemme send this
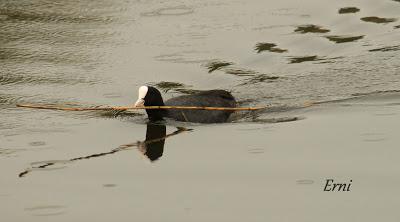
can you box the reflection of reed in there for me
[338,7,360,14]
[288,55,320,63]
[255,42,288,53]
[205,61,233,73]
[325,35,364,44]
[287,55,344,64]
[18,126,192,178]
[152,81,189,93]
[369,45,400,52]
[237,74,280,86]
[360,16,397,24]
[294,24,330,34]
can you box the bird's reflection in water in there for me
[19,123,191,177]
[139,123,166,161]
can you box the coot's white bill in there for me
[134,86,148,107]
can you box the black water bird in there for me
[134,86,236,123]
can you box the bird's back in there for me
[164,90,236,123]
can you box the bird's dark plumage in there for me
[138,86,236,123]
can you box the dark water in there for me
[1,0,400,221]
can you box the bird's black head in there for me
[134,86,166,121]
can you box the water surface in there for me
[1,0,400,221]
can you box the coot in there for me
[134,86,236,123]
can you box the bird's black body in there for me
[143,86,167,121]
[142,86,236,123]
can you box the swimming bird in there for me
[134,86,236,123]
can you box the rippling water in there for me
[1,0,400,136]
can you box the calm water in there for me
[1,0,400,221]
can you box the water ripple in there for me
[25,205,66,217]
[0,73,95,86]
[141,6,194,17]
[0,8,114,24]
